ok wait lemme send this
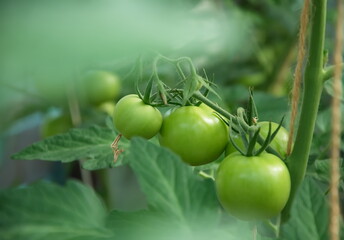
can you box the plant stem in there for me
[67,81,94,188]
[192,91,236,120]
[198,171,215,181]
[281,0,327,222]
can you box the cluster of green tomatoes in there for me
[113,93,291,221]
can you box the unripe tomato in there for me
[41,114,73,138]
[113,94,162,139]
[83,71,121,105]
[159,106,228,166]
[98,101,116,116]
[216,152,291,220]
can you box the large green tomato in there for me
[159,106,228,166]
[113,94,162,139]
[41,114,73,138]
[216,152,290,220]
[258,121,289,159]
[84,71,121,105]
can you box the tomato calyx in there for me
[229,113,286,157]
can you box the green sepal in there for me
[143,76,154,104]
[247,87,259,126]
[255,122,273,156]
[246,126,261,156]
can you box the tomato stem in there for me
[198,170,215,181]
[322,62,344,82]
[281,0,327,222]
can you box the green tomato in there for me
[41,114,73,138]
[113,94,162,139]
[159,106,228,166]
[216,152,291,220]
[84,71,121,105]
[98,101,116,116]
[258,121,289,159]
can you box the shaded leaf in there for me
[280,178,329,240]
[0,181,112,240]
[253,92,289,123]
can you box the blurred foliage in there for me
[0,138,341,240]
[0,0,343,238]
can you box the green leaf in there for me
[11,125,129,170]
[127,138,220,228]
[280,177,329,240]
[0,181,113,240]
[107,209,258,240]
[307,159,344,192]
[324,78,344,101]
[107,210,183,240]
[316,106,344,134]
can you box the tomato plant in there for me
[215,152,291,220]
[113,94,162,139]
[159,106,228,166]
[83,71,121,105]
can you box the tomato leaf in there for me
[280,177,335,240]
[0,180,113,240]
[127,137,220,228]
[106,209,257,240]
[106,210,183,240]
[307,159,344,191]
[11,124,129,170]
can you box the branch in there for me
[322,63,344,82]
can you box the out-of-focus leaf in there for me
[324,78,344,101]
[253,91,289,123]
[0,181,112,240]
[307,159,344,191]
[316,105,344,134]
[107,209,256,240]
[11,124,129,170]
[280,177,329,240]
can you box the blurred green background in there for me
[0,0,342,211]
